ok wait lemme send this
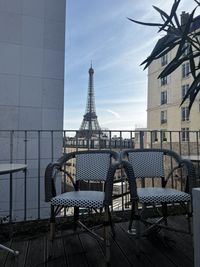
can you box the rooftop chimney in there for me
[180,11,190,26]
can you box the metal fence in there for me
[0,129,199,223]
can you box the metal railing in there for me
[0,129,199,223]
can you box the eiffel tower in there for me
[78,64,101,138]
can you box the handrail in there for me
[0,129,199,223]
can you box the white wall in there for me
[0,0,66,221]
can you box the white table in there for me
[182,155,200,162]
[0,163,27,256]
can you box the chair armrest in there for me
[44,162,62,202]
[121,160,138,202]
[104,162,121,206]
[179,159,196,194]
[45,152,77,202]
[164,165,182,187]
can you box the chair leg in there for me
[103,206,110,264]
[74,206,79,231]
[50,205,55,240]
[128,201,140,236]
[108,207,115,238]
[161,202,168,226]
[128,203,135,233]
[186,202,192,234]
[0,244,19,256]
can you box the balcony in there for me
[0,129,199,266]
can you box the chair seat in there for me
[51,191,105,209]
[138,187,191,204]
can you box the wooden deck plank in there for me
[109,236,133,267]
[4,239,28,267]
[158,216,194,266]
[0,217,194,267]
[62,230,88,267]
[0,240,12,266]
[137,215,194,267]
[119,222,178,267]
[161,227,194,261]
[46,233,67,267]
[147,232,193,267]
[79,231,106,267]
[25,236,46,267]
[167,216,194,258]
[94,225,133,267]
[114,223,154,267]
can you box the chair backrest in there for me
[121,148,196,194]
[76,153,110,181]
[127,150,165,178]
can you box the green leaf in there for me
[127,17,162,27]
[173,12,181,28]
[141,34,180,69]
[189,46,196,78]
[188,85,200,110]
[153,5,170,21]
[181,72,200,106]
[158,57,185,78]
[158,0,181,32]
[194,0,200,5]
[159,49,200,78]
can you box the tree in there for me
[128,0,200,110]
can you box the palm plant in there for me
[128,0,200,110]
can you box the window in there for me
[160,76,168,86]
[182,84,189,99]
[152,130,158,142]
[161,91,167,105]
[161,110,167,124]
[161,54,168,66]
[183,41,190,56]
[182,62,190,78]
[161,130,167,141]
[181,107,189,121]
[181,127,189,142]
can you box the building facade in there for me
[147,12,200,144]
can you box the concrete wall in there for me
[0,0,66,221]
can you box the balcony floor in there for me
[0,216,193,267]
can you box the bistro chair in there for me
[45,149,120,263]
[121,148,196,237]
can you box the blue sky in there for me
[64,0,198,131]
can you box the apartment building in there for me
[147,12,200,144]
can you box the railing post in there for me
[51,130,54,162]
[10,130,14,163]
[9,131,14,222]
[37,130,41,219]
[139,131,144,149]
[193,188,200,267]
[24,131,28,221]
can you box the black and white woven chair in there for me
[45,149,119,263]
[121,148,196,236]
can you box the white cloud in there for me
[106,109,121,119]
